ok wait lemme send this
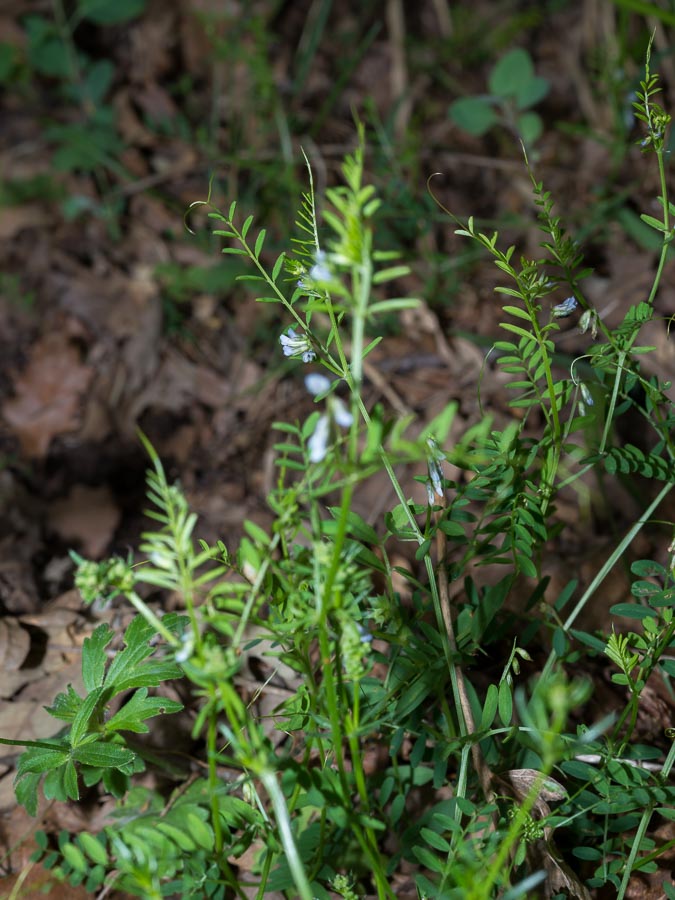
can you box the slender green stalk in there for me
[540,479,674,683]
[259,770,314,900]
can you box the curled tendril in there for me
[184,174,216,235]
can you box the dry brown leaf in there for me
[113,86,158,148]
[0,554,39,614]
[0,204,52,240]
[2,333,93,458]
[48,484,121,559]
[0,618,30,672]
[538,838,593,900]
[507,768,567,803]
[0,696,73,748]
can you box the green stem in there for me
[125,591,179,646]
[539,479,674,683]
[206,698,224,855]
[647,148,669,306]
[616,800,656,900]
[259,770,314,900]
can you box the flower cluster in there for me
[279,327,316,363]
[552,296,578,318]
[305,373,353,463]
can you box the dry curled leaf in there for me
[2,333,93,458]
[507,768,568,802]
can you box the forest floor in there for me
[0,1,674,897]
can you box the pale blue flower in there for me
[426,437,445,498]
[552,297,578,318]
[578,309,598,339]
[305,373,331,396]
[280,328,316,363]
[332,398,353,428]
[310,250,331,283]
[580,383,594,407]
[305,374,353,463]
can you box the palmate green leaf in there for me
[103,616,158,689]
[70,687,104,748]
[71,742,135,768]
[15,771,42,816]
[44,764,74,802]
[45,684,83,722]
[16,746,69,777]
[63,758,79,802]
[82,623,114,692]
[104,689,183,735]
[110,658,182,694]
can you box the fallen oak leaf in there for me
[2,332,93,458]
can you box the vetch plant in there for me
[2,54,674,899]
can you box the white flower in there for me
[552,297,578,318]
[279,328,316,363]
[308,414,330,462]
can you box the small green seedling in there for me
[449,47,550,146]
